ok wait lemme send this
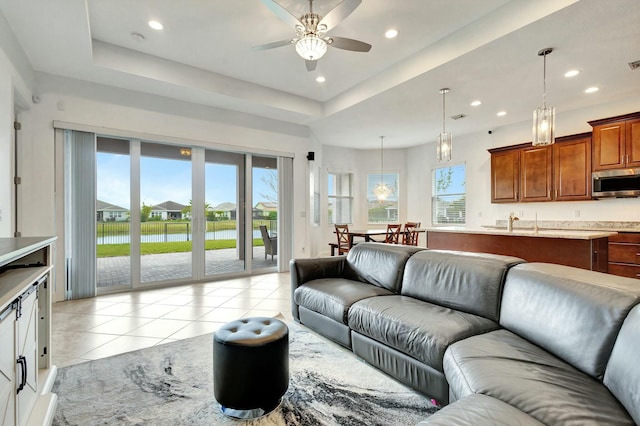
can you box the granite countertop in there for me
[425,226,617,240]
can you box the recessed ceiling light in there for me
[585,86,599,93]
[564,69,580,78]
[497,111,507,117]
[316,76,326,83]
[148,20,163,30]
[470,100,482,107]
[385,29,398,39]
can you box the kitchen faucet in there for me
[507,212,519,232]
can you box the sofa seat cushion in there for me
[348,295,499,371]
[444,329,635,426]
[294,278,393,324]
[417,394,545,426]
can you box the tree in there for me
[436,168,453,193]
[259,169,278,203]
[141,203,152,222]
[181,199,211,218]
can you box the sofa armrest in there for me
[289,257,346,321]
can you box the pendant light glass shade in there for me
[437,88,452,162]
[295,35,328,61]
[532,48,555,146]
[373,136,392,201]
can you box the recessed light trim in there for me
[564,69,580,78]
[385,29,398,39]
[148,20,163,30]
[470,100,482,107]
[497,111,507,117]
[585,86,599,93]
[316,76,326,83]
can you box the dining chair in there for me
[259,225,277,260]
[334,224,352,255]
[384,224,402,244]
[402,222,420,246]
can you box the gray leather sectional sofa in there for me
[290,242,640,425]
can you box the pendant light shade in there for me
[373,136,392,201]
[437,88,452,162]
[532,48,555,146]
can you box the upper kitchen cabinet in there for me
[590,112,640,171]
[520,145,553,202]
[489,133,592,203]
[489,145,521,203]
[553,133,592,200]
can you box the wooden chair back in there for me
[402,222,420,246]
[384,224,402,244]
[335,224,351,255]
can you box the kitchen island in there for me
[425,227,616,272]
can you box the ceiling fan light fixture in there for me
[295,35,328,61]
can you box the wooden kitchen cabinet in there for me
[489,133,592,203]
[521,145,552,202]
[553,133,592,200]
[489,145,522,203]
[590,112,640,171]
[608,232,640,279]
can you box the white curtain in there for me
[64,130,96,299]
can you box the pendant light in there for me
[437,88,452,162]
[372,136,392,201]
[532,48,555,146]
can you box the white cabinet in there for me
[0,238,57,426]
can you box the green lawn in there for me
[97,239,264,257]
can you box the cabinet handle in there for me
[16,356,27,394]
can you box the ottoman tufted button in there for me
[213,317,289,419]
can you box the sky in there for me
[97,152,276,209]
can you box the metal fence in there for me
[96,220,277,245]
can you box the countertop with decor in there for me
[427,226,616,240]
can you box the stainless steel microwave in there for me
[592,168,640,198]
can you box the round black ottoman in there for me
[213,317,289,419]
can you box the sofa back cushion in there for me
[501,263,640,380]
[344,243,423,293]
[401,250,525,322]
[604,303,640,425]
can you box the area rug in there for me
[52,321,438,425]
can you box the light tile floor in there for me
[51,272,292,368]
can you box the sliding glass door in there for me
[252,156,278,271]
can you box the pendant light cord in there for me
[442,91,446,133]
[379,136,384,185]
[542,51,547,108]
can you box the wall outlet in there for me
[574,210,581,218]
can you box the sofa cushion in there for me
[348,295,499,371]
[344,242,424,293]
[416,394,545,426]
[500,263,640,379]
[444,329,635,426]
[604,303,640,425]
[401,250,524,322]
[294,278,393,324]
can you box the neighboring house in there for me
[151,201,188,220]
[254,202,277,218]
[96,200,129,222]
[210,202,237,220]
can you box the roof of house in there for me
[255,202,277,210]
[151,201,187,211]
[96,200,128,211]
[211,202,236,211]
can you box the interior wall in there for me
[407,95,640,229]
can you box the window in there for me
[328,172,353,224]
[432,163,466,225]
[367,172,399,224]
[310,165,320,226]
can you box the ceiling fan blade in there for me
[305,60,317,72]
[252,39,294,51]
[318,0,362,32]
[261,0,303,28]
[328,36,371,52]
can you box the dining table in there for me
[329,228,426,256]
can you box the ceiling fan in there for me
[254,0,372,71]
